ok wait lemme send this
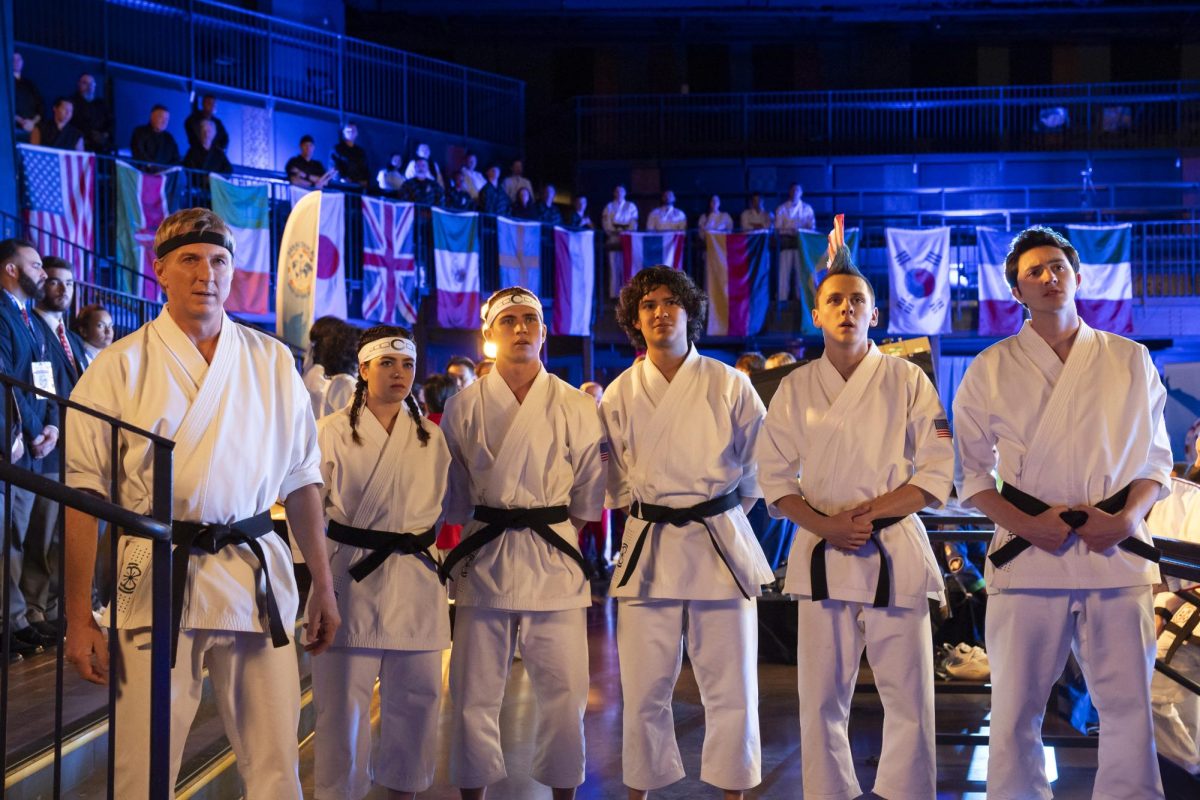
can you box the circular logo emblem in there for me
[286,241,315,297]
[905,268,936,298]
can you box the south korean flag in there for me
[886,226,952,336]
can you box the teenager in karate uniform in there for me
[440,287,606,800]
[62,208,340,799]
[312,326,452,800]
[602,266,773,800]
[756,247,954,800]
[953,226,1172,800]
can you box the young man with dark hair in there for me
[954,224,1172,799]
[445,355,477,388]
[603,265,772,800]
[757,246,953,800]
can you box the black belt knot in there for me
[808,503,904,608]
[438,505,588,583]
[170,511,286,668]
[620,492,749,599]
[327,519,438,581]
[988,482,1159,568]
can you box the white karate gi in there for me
[602,347,772,792]
[304,360,329,418]
[66,309,320,800]
[462,167,486,198]
[603,199,639,297]
[774,199,816,301]
[739,207,773,232]
[646,205,687,232]
[954,320,1173,800]
[440,368,606,789]
[697,211,733,233]
[311,406,452,799]
[320,373,356,419]
[1147,478,1200,775]
[757,344,954,800]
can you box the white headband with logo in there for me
[357,337,417,365]
[481,290,543,330]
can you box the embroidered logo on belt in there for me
[118,562,143,595]
[616,542,628,569]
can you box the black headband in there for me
[154,230,236,259]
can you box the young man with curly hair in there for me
[601,265,773,799]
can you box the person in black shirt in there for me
[130,105,181,170]
[398,158,444,206]
[330,123,369,190]
[184,94,229,152]
[30,98,83,151]
[70,74,115,154]
[183,119,233,176]
[510,186,538,220]
[285,135,333,189]
[443,170,474,211]
[537,184,563,225]
[569,196,594,229]
[13,52,42,143]
[478,166,510,216]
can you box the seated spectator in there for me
[698,194,733,233]
[460,152,485,198]
[537,184,562,225]
[734,351,766,376]
[31,97,83,151]
[510,186,538,220]
[446,355,476,388]
[286,134,333,189]
[502,158,532,202]
[330,122,370,190]
[478,166,510,216]
[740,193,774,232]
[443,171,475,211]
[74,303,114,361]
[130,104,181,170]
[13,52,42,143]
[569,196,593,229]
[314,322,360,418]
[182,119,232,175]
[70,74,114,154]
[647,190,686,231]
[398,158,444,206]
[404,142,444,187]
[376,152,405,195]
[184,94,229,152]
[475,358,494,377]
[764,351,796,369]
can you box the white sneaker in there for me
[943,643,990,681]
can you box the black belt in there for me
[327,519,438,581]
[808,503,904,608]
[988,482,1160,568]
[1162,589,1200,664]
[621,492,748,599]
[170,511,287,668]
[438,505,589,583]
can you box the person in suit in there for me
[0,238,59,655]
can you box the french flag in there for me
[1067,224,1133,334]
[621,231,684,282]
[553,226,595,336]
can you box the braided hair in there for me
[348,325,430,447]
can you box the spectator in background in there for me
[734,351,766,376]
[184,94,229,152]
[569,196,593,229]
[740,193,774,232]
[764,351,796,370]
[474,358,494,378]
[315,322,360,418]
[286,135,333,190]
[301,315,346,417]
[399,158,444,206]
[776,184,816,302]
[1187,438,1200,484]
[74,303,114,362]
[510,186,538,220]
[577,380,610,573]
[422,372,463,554]
[444,171,475,211]
[502,158,532,202]
[446,355,476,388]
[404,143,444,188]
[330,123,369,190]
[183,119,233,176]
[70,73,114,154]
[537,185,562,225]
[31,97,83,151]
[130,105,181,170]
[647,189,686,232]
[376,153,405,196]
[602,184,638,297]
[460,152,485,198]
[13,52,42,143]
[478,166,510,216]
[698,194,733,233]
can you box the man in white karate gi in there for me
[954,225,1173,800]
[62,208,340,799]
[440,287,606,800]
[602,185,639,298]
[757,247,954,800]
[774,184,816,302]
[602,265,773,799]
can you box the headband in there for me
[155,230,236,259]
[357,337,417,364]
[482,290,543,330]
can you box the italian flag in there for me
[210,175,270,314]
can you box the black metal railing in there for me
[1,373,174,798]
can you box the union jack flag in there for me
[361,197,419,325]
[17,145,94,274]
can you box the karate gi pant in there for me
[449,606,589,789]
[1152,642,1200,775]
[312,646,444,799]
[777,245,801,302]
[618,598,761,792]
[113,627,302,800]
[796,599,935,800]
[987,587,1164,800]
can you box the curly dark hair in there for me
[314,322,359,378]
[615,266,707,350]
[1004,225,1080,288]
[422,373,460,415]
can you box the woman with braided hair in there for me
[310,325,451,800]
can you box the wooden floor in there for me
[298,598,1107,799]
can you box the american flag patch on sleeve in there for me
[599,440,611,461]
[934,419,952,439]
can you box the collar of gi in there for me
[154,231,236,260]
[482,291,543,330]
[358,336,417,365]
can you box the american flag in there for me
[18,144,94,268]
[934,418,952,439]
[361,197,419,325]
